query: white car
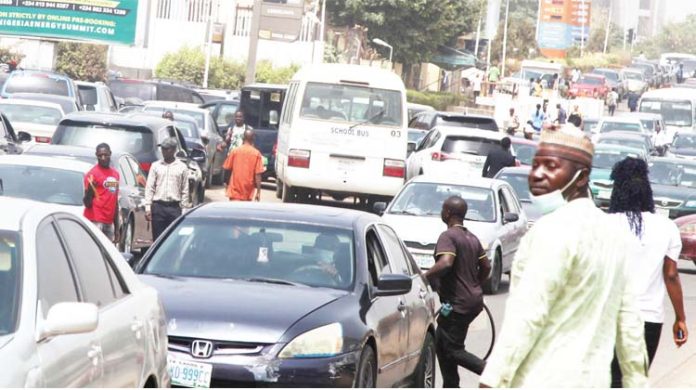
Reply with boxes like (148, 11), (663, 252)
(592, 116), (650, 142)
(378, 175), (528, 294)
(0, 99), (65, 143)
(406, 126), (511, 180)
(0, 197), (169, 387)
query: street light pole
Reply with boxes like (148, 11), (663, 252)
(580, 0), (586, 57)
(603, 0), (613, 54)
(202, 0), (217, 88)
(372, 38), (393, 65)
(501, 0), (510, 77)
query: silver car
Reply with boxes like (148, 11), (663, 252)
(0, 198), (169, 387)
(377, 175), (528, 294)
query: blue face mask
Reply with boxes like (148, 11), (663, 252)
(530, 170), (583, 216)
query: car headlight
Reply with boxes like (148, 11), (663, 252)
(685, 200), (696, 208)
(278, 323), (343, 359)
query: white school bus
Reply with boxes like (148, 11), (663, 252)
(275, 64), (408, 204)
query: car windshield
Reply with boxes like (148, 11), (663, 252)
(441, 136), (500, 156)
(579, 77), (603, 85)
(640, 119), (655, 131)
(624, 72), (643, 81)
(53, 123), (154, 155)
(408, 130), (426, 143)
(300, 82), (403, 127)
(175, 121), (199, 139)
(143, 219), (355, 290)
(649, 161), (683, 186)
(144, 107), (205, 129)
(598, 138), (646, 152)
(0, 164), (83, 205)
(390, 182), (496, 222)
(5, 74), (70, 96)
(512, 142), (537, 166)
(640, 99), (692, 126)
(496, 173), (531, 202)
(0, 104), (62, 126)
(600, 121), (642, 133)
(109, 81), (154, 102)
(0, 231), (20, 336)
(593, 71), (618, 81)
(438, 116), (498, 131)
(673, 134), (696, 149)
(593, 150), (640, 170)
(583, 120), (598, 134)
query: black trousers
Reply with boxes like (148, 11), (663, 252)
(436, 309), (486, 388)
(152, 202), (182, 241)
(610, 321), (662, 388)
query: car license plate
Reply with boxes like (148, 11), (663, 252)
(656, 207), (671, 218)
(168, 356), (213, 388)
(414, 254), (434, 269)
(598, 190), (612, 200)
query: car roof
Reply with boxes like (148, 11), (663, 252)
(60, 112), (172, 130)
(10, 93), (76, 103)
(409, 174), (506, 189)
(642, 88), (696, 100)
(189, 202), (377, 228)
(291, 64), (404, 91)
(435, 112), (496, 120)
(75, 81), (106, 87)
(597, 131), (649, 140)
(0, 197), (62, 231)
(582, 74), (605, 79)
(139, 110), (198, 125)
(432, 125), (507, 139)
(142, 101), (208, 112)
(8, 69), (70, 79)
(594, 143), (645, 154)
(650, 157), (696, 166)
(599, 116), (643, 124)
(593, 68), (619, 74)
(243, 83), (288, 91)
(620, 112), (661, 120)
(0, 99), (63, 110)
(0, 153), (92, 172)
(23, 144), (131, 162)
(622, 68), (645, 73)
(497, 166), (531, 175)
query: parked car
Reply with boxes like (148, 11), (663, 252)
(107, 79), (205, 105)
(20, 145), (152, 252)
(406, 126), (510, 180)
(0, 99), (65, 143)
(76, 81), (119, 112)
(141, 102), (225, 186)
(632, 61), (658, 87)
(50, 112), (205, 205)
(408, 111), (498, 132)
(648, 158), (696, 219)
(195, 88), (239, 103)
(0, 70), (81, 109)
(582, 117), (600, 136)
(595, 131), (655, 157)
(590, 144), (647, 208)
(376, 175), (527, 294)
(0, 197), (169, 387)
(0, 111), (31, 154)
(594, 116), (649, 138)
(674, 214), (696, 265)
(9, 92), (80, 114)
(621, 68), (649, 94)
(494, 166), (540, 228)
(510, 137), (538, 167)
(407, 103), (435, 120)
(569, 74), (609, 99)
(134, 202), (438, 387)
(667, 132), (696, 159)
(200, 99), (241, 131)
(590, 68), (626, 99)
(621, 112), (666, 136)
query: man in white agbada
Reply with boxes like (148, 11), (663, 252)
(479, 128), (648, 388)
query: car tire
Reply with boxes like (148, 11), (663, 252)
(693, 260), (696, 267)
(282, 182), (296, 203)
(412, 333), (436, 388)
(355, 345), (377, 388)
(275, 179), (283, 199)
(119, 218), (133, 254)
(483, 251), (502, 294)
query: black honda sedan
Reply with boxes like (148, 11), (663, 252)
(135, 202), (437, 388)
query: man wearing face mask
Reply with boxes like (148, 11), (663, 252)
(479, 128), (648, 388)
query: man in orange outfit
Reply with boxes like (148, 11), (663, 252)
(223, 129), (265, 201)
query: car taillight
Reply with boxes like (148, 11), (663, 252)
(431, 152), (457, 161)
(140, 162), (152, 173)
(35, 136), (51, 143)
(288, 149), (310, 168)
(383, 159), (405, 178)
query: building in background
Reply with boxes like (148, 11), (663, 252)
(611, 0), (667, 40)
(537, 0), (591, 58)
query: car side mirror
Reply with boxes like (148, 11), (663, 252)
(504, 212), (519, 223)
(375, 274), (412, 297)
(190, 148), (206, 163)
(373, 202), (387, 216)
(17, 131), (32, 142)
(39, 302), (98, 340)
(176, 150), (187, 159)
(407, 142), (416, 155)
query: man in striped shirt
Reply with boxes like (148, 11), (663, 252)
(145, 137), (191, 240)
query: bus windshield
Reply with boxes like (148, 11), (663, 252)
(640, 99), (693, 127)
(300, 83), (403, 127)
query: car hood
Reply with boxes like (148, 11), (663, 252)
(671, 148), (696, 157)
(651, 183), (694, 201)
(138, 274), (346, 344)
(383, 214), (497, 249)
(590, 169), (612, 182)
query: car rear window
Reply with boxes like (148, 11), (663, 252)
(437, 116), (498, 131)
(441, 136), (501, 156)
(579, 77), (603, 85)
(53, 122), (154, 155)
(5, 74), (70, 96)
(0, 164), (83, 205)
(109, 81), (155, 102)
(600, 121), (642, 133)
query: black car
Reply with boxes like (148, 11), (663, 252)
(494, 166), (542, 228)
(135, 202), (438, 388)
(0, 112), (31, 154)
(201, 99), (240, 131)
(649, 158), (696, 219)
(51, 112), (206, 205)
(108, 79), (205, 105)
(409, 111), (499, 132)
(22, 144), (153, 253)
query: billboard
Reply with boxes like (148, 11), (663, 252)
(537, 0), (591, 58)
(258, 0), (304, 42)
(0, 0), (138, 45)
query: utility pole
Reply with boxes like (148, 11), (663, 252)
(474, 12), (483, 57)
(603, 0), (613, 54)
(245, 0), (262, 85)
(202, 0), (217, 88)
(320, 0), (326, 63)
(501, 0), (510, 77)
(580, 0), (586, 57)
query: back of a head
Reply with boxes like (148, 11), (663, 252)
(609, 157), (655, 214)
(568, 113), (582, 128)
(444, 196), (468, 220)
(501, 137), (511, 149)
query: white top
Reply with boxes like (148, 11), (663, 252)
(613, 212), (682, 323)
(654, 130), (672, 147)
(472, 77), (482, 92)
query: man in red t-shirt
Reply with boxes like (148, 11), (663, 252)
(83, 143), (120, 243)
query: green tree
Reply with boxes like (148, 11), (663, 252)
(636, 15), (696, 58)
(55, 42), (107, 82)
(490, 12), (537, 63)
(328, 0), (481, 65)
(0, 47), (24, 66)
(155, 46), (207, 86)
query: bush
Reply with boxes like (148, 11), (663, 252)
(406, 90), (462, 111)
(0, 47), (24, 67)
(209, 57), (245, 90)
(155, 46), (206, 86)
(255, 61), (299, 84)
(55, 42), (107, 82)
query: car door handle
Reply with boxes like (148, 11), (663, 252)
(131, 320), (144, 339)
(418, 289), (428, 300)
(397, 301), (407, 312)
(87, 345), (101, 365)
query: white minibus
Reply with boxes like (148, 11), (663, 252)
(639, 88), (696, 141)
(275, 64), (408, 204)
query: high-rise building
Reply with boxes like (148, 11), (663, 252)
(611, 0), (667, 39)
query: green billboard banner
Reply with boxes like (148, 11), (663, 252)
(0, 1), (138, 45)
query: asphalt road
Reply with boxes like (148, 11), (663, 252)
(206, 180), (696, 387)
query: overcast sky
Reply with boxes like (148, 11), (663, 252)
(664, 0), (696, 24)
